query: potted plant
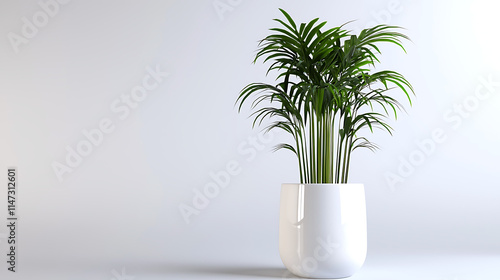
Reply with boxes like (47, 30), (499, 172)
(237, 9), (414, 279)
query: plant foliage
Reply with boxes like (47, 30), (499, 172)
(237, 9), (414, 184)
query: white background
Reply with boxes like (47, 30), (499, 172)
(0, 0), (499, 279)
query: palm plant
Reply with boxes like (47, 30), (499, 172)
(237, 9), (414, 184)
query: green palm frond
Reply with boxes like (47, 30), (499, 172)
(236, 9), (414, 184)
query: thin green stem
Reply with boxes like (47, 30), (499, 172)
(295, 130), (304, 183)
(344, 135), (353, 183)
(341, 131), (350, 183)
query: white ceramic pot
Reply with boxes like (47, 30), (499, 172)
(279, 183), (367, 279)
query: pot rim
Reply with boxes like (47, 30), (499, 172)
(282, 183), (364, 186)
